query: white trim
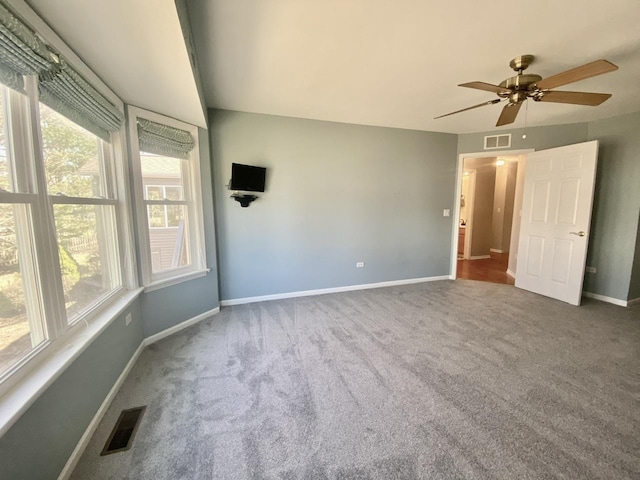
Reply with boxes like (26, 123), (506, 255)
(469, 255), (491, 260)
(143, 307), (220, 345)
(220, 276), (452, 306)
(462, 170), (476, 260)
(143, 268), (211, 293)
(506, 269), (516, 278)
(450, 157), (464, 274)
(582, 292), (627, 307)
(127, 106), (206, 288)
(490, 248), (504, 253)
(0, 288), (143, 437)
(57, 342), (145, 480)
(627, 297), (640, 306)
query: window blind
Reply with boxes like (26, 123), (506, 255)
(0, 1), (124, 140)
(0, 1), (53, 92)
(137, 118), (195, 159)
(39, 58), (124, 141)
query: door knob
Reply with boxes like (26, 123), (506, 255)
(570, 231), (586, 237)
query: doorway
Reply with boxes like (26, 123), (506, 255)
(451, 149), (534, 285)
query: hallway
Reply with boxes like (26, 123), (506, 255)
(456, 252), (515, 285)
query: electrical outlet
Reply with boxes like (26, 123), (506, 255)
(443, 209), (450, 217)
(356, 262), (365, 268)
(585, 266), (596, 274)
(125, 312), (132, 326)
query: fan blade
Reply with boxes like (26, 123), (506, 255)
(459, 81), (511, 94)
(434, 98), (503, 119)
(538, 91), (612, 106)
(536, 60), (618, 90)
(496, 102), (522, 127)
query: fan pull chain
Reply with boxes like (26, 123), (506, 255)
(522, 99), (529, 139)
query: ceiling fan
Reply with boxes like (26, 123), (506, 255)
(435, 55), (618, 127)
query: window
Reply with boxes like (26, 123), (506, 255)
(0, 4), (128, 385)
(145, 185), (183, 228)
(41, 104), (123, 324)
(0, 86), (46, 378)
(128, 107), (206, 288)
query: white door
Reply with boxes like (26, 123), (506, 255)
(515, 141), (598, 305)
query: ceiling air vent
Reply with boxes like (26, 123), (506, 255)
(484, 134), (511, 150)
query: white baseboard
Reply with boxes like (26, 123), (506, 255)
(220, 275), (452, 306)
(626, 297), (640, 306)
(506, 269), (515, 278)
(57, 341), (145, 480)
(58, 306), (221, 479)
(143, 306), (220, 346)
(469, 255), (491, 260)
(582, 291), (627, 307)
(489, 248), (504, 253)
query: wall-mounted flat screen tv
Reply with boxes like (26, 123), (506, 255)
(230, 163), (266, 192)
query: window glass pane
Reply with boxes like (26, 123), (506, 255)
(166, 205), (182, 227)
(0, 88), (11, 192)
(40, 103), (104, 198)
(147, 205), (166, 228)
(149, 205), (190, 273)
(140, 153), (183, 190)
(0, 204), (45, 377)
(165, 186), (182, 201)
(145, 185), (163, 200)
(53, 204), (121, 323)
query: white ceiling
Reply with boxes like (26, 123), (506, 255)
(189, 0), (640, 134)
(19, 1), (640, 135)
(25, 0), (206, 128)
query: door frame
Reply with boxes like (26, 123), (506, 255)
(450, 149), (535, 280)
(461, 169), (476, 259)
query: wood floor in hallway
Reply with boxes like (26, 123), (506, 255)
(456, 252), (515, 285)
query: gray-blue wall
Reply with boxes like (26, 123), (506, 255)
(0, 300), (144, 480)
(457, 113), (640, 302)
(210, 110), (458, 301)
(456, 123), (589, 156)
(141, 127), (220, 337)
(629, 213), (640, 301)
(584, 112), (640, 301)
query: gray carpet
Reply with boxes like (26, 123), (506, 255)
(71, 280), (640, 479)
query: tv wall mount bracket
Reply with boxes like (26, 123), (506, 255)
(230, 193), (257, 207)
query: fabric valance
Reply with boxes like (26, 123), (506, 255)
(0, 1), (124, 140)
(137, 118), (195, 159)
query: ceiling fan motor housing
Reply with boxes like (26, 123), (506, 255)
(499, 73), (543, 104)
(499, 74), (543, 92)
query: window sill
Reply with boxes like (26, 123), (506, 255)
(0, 287), (143, 437)
(143, 268), (211, 293)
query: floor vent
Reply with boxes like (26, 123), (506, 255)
(101, 406), (146, 456)
(484, 133), (511, 149)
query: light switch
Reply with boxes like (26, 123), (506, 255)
(443, 209), (450, 217)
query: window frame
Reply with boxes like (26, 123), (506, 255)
(127, 106), (207, 291)
(144, 184), (184, 229)
(41, 102), (125, 325)
(0, 77), (135, 396)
